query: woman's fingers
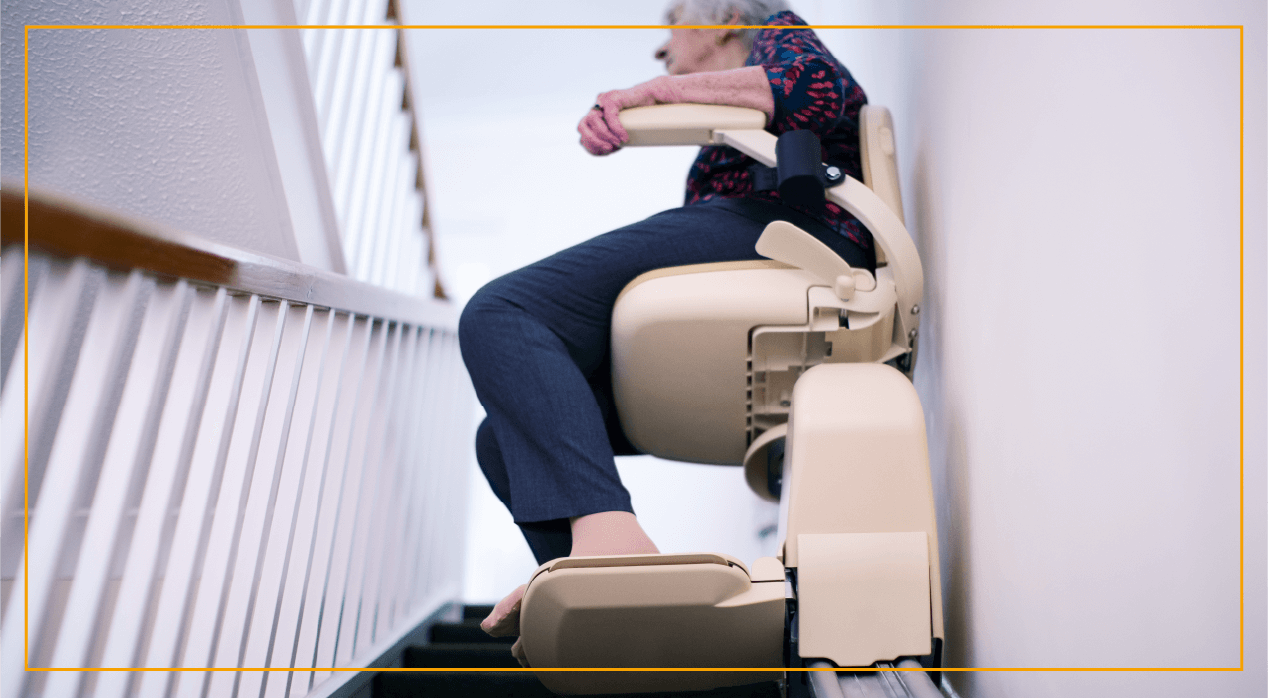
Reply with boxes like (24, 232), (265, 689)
(588, 105), (626, 147)
(594, 96), (631, 143)
(577, 111), (620, 155)
(579, 83), (656, 155)
(585, 109), (622, 149)
(577, 121), (612, 155)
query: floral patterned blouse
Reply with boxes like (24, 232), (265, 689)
(684, 11), (870, 250)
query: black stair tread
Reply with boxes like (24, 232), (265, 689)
(375, 670), (781, 698)
(430, 619), (516, 645)
(405, 643), (522, 669)
(609, 682), (782, 698)
(374, 671), (556, 698)
(463, 604), (496, 620)
(390, 607), (783, 697)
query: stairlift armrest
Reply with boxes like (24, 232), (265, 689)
(619, 104), (767, 147)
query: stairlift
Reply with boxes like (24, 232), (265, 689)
(517, 104), (943, 697)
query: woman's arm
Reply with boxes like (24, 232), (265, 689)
(578, 66), (774, 156)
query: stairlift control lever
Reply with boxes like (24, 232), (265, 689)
(755, 220), (876, 300)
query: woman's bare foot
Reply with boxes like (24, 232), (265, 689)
(481, 512), (658, 642)
(568, 511), (659, 557)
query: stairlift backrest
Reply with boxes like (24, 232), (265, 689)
(858, 105), (905, 267)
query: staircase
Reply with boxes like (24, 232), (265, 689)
(372, 605), (784, 698)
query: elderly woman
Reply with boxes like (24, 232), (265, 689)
(459, 0), (870, 637)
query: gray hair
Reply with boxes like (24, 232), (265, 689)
(663, 0), (792, 48)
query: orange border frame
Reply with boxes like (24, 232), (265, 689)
(19, 23), (1247, 680)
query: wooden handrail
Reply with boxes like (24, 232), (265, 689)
(1, 183), (457, 329)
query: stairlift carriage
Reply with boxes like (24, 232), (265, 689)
(517, 104), (944, 696)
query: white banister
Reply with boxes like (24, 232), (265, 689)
(0, 186), (472, 697)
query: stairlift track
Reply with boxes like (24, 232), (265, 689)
(812, 661), (945, 698)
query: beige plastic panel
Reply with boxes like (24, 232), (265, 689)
(743, 424), (788, 502)
(527, 551), (747, 585)
(779, 363), (943, 639)
(715, 128), (777, 167)
(859, 105), (902, 270)
(521, 560), (784, 694)
(859, 105), (905, 226)
(749, 555), (785, 582)
(611, 262), (818, 464)
(619, 104), (766, 147)
(797, 532), (931, 667)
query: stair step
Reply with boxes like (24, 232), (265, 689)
(430, 619), (516, 645)
(374, 670), (556, 698)
(383, 607), (784, 697)
(377, 668), (782, 698)
(463, 604), (496, 620)
(405, 643), (522, 669)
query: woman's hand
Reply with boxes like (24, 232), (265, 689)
(577, 77), (669, 156)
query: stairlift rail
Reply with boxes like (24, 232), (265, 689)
(809, 660), (945, 698)
(807, 660), (849, 698)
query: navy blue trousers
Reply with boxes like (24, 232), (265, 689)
(458, 198), (871, 564)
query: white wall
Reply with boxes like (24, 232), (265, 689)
(869, 2), (1264, 696)
(239, 0), (350, 274)
(1, 1), (306, 263)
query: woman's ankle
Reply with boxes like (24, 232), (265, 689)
(568, 511), (659, 557)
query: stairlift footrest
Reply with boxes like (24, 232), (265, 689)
(797, 532), (931, 667)
(521, 557), (785, 695)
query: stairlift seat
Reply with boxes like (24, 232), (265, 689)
(611, 259), (817, 465)
(611, 248), (898, 468)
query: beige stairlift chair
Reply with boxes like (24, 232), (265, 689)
(517, 104), (943, 697)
